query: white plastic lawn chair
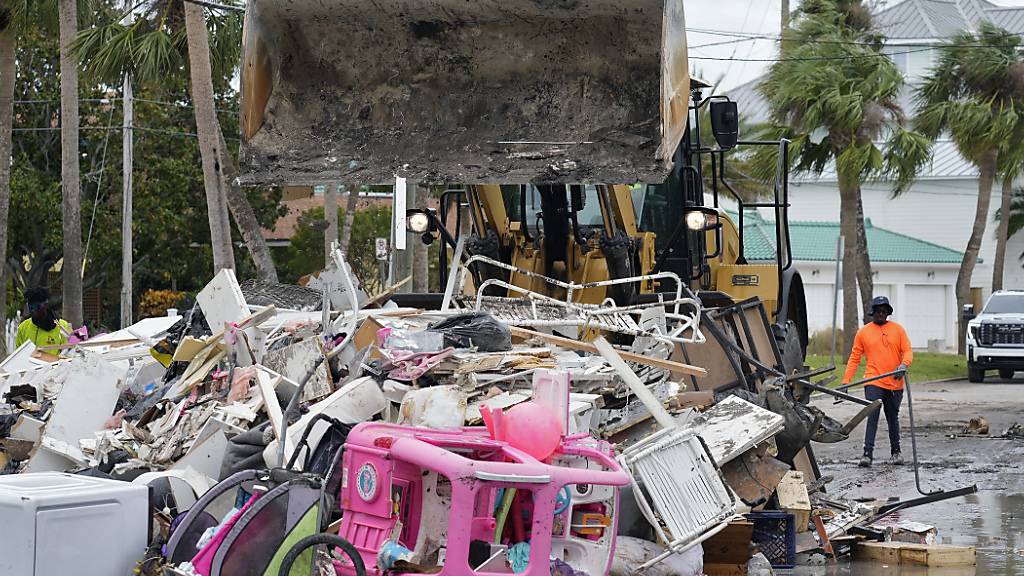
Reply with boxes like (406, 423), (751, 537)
(594, 337), (739, 573)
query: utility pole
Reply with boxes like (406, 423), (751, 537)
(324, 183), (338, 267)
(781, 0), (790, 35)
(389, 177), (411, 291)
(120, 75), (133, 328)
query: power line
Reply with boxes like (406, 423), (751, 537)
(14, 98), (113, 104)
(14, 97), (239, 115)
(11, 124), (241, 141)
(690, 37), (757, 50)
(11, 126), (118, 132)
(689, 47), (933, 62)
(688, 26), (1021, 49)
(134, 98), (238, 115)
(182, 0), (244, 13)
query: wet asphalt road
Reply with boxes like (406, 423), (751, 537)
(788, 378), (1024, 576)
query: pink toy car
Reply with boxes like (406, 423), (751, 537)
(335, 422), (629, 576)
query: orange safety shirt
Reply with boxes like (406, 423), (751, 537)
(842, 321), (914, 390)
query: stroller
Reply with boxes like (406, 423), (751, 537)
(162, 414), (362, 576)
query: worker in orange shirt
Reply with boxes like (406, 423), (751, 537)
(843, 296), (913, 468)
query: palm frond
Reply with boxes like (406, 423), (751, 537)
(138, 26), (184, 84)
(995, 187), (1024, 238)
(75, 21), (135, 85)
(882, 128), (932, 196)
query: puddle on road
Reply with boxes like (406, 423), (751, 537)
(789, 492), (1024, 576)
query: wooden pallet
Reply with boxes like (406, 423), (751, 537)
(855, 541), (976, 567)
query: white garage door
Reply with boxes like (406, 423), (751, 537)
(804, 284), (836, 333)
(802, 284), (894, 333)
(904, 285), (947, 348)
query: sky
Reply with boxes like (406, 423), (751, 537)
(686, 0), (1024, 91)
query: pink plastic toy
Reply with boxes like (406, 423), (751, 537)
(336, 422), (629, 576)
(503, 402), (563, 461)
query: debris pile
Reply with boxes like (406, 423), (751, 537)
(0, 252), (979, 575)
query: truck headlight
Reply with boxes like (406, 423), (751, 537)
(969, 325), (979, 340)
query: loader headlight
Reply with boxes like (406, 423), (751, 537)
(406, 210), (432, 234)
(684, 207), (720, 232)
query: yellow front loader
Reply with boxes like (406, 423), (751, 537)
(238, 0), (809, 381)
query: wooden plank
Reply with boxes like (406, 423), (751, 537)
(698, 396), (785, 465)
(703, 564), (747, 576)
(256, 369), (285, 440)
(39, 337), (140, 351)
(776, 471), (812, 532)
(721, 451), (789, 505)
(855, 542), (976, 567)
(703, 521), (754, 566)
(792, 446), (819, 483)
(671, 391), (715, 410)
(508, 326), (707, 377)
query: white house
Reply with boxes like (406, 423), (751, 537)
(739, 212), (964, 349)
(724, 0), (1024, 350)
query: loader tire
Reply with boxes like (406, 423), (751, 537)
(279, 534), (365, 576)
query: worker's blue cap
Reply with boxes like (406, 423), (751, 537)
(871, 296), (893, 315)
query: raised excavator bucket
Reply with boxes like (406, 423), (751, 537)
(239, 0), (689, 186)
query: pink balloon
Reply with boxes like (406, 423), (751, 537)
(503, 402), (562, 461)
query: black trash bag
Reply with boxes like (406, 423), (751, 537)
(427, 312), (512, 352)
(0, 411), (16, 438)
(219, 422), (271, 480)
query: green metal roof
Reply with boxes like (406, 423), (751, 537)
(738, 212), (966, 264)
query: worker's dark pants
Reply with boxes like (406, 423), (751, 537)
(863, 384), (903, 458)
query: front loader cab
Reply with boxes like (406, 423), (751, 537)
(640, 84), (808, 355)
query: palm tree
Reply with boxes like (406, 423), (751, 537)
(0, 14), (17, 355)
(993, 187), (1024, 265)
(915, 22), (1024, 352)
(991, 122), (1024, 292)
(75, 0), (279, 281)
(216, 128), (277, 281)
(339, 185), (359, 254)
(755, 0), (930, 356)
(58, 0), (84, 326)
(183, 0), (233, 272)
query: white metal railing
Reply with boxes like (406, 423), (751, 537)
(452, 255), (705, 345)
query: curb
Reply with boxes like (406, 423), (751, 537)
(919, 376), (968, 384)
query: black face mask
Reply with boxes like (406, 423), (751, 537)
(32, 308), (56, 331)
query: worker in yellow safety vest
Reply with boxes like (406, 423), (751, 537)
(15, 287), (71, 348)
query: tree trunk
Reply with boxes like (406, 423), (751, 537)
(0, 30), (15, 355)
(340, 186), (359, 254)
(837, 169), (860, 358)
(324, 183), (338, 266)
(992, 176), (1013, 292)
(215, 127), (277, 281)
(854, 187), (873, 323)
(413, 185), (430, 292)
(58, 0), (83, 327)
(184, 1), (234, 273)
(958, 150), (998, 354)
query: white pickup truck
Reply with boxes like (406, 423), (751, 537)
(966, 290), (1024, 382)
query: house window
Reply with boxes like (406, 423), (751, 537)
(885, 45), (933, 81)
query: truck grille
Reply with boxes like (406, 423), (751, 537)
(979, 323), (1024, 346)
